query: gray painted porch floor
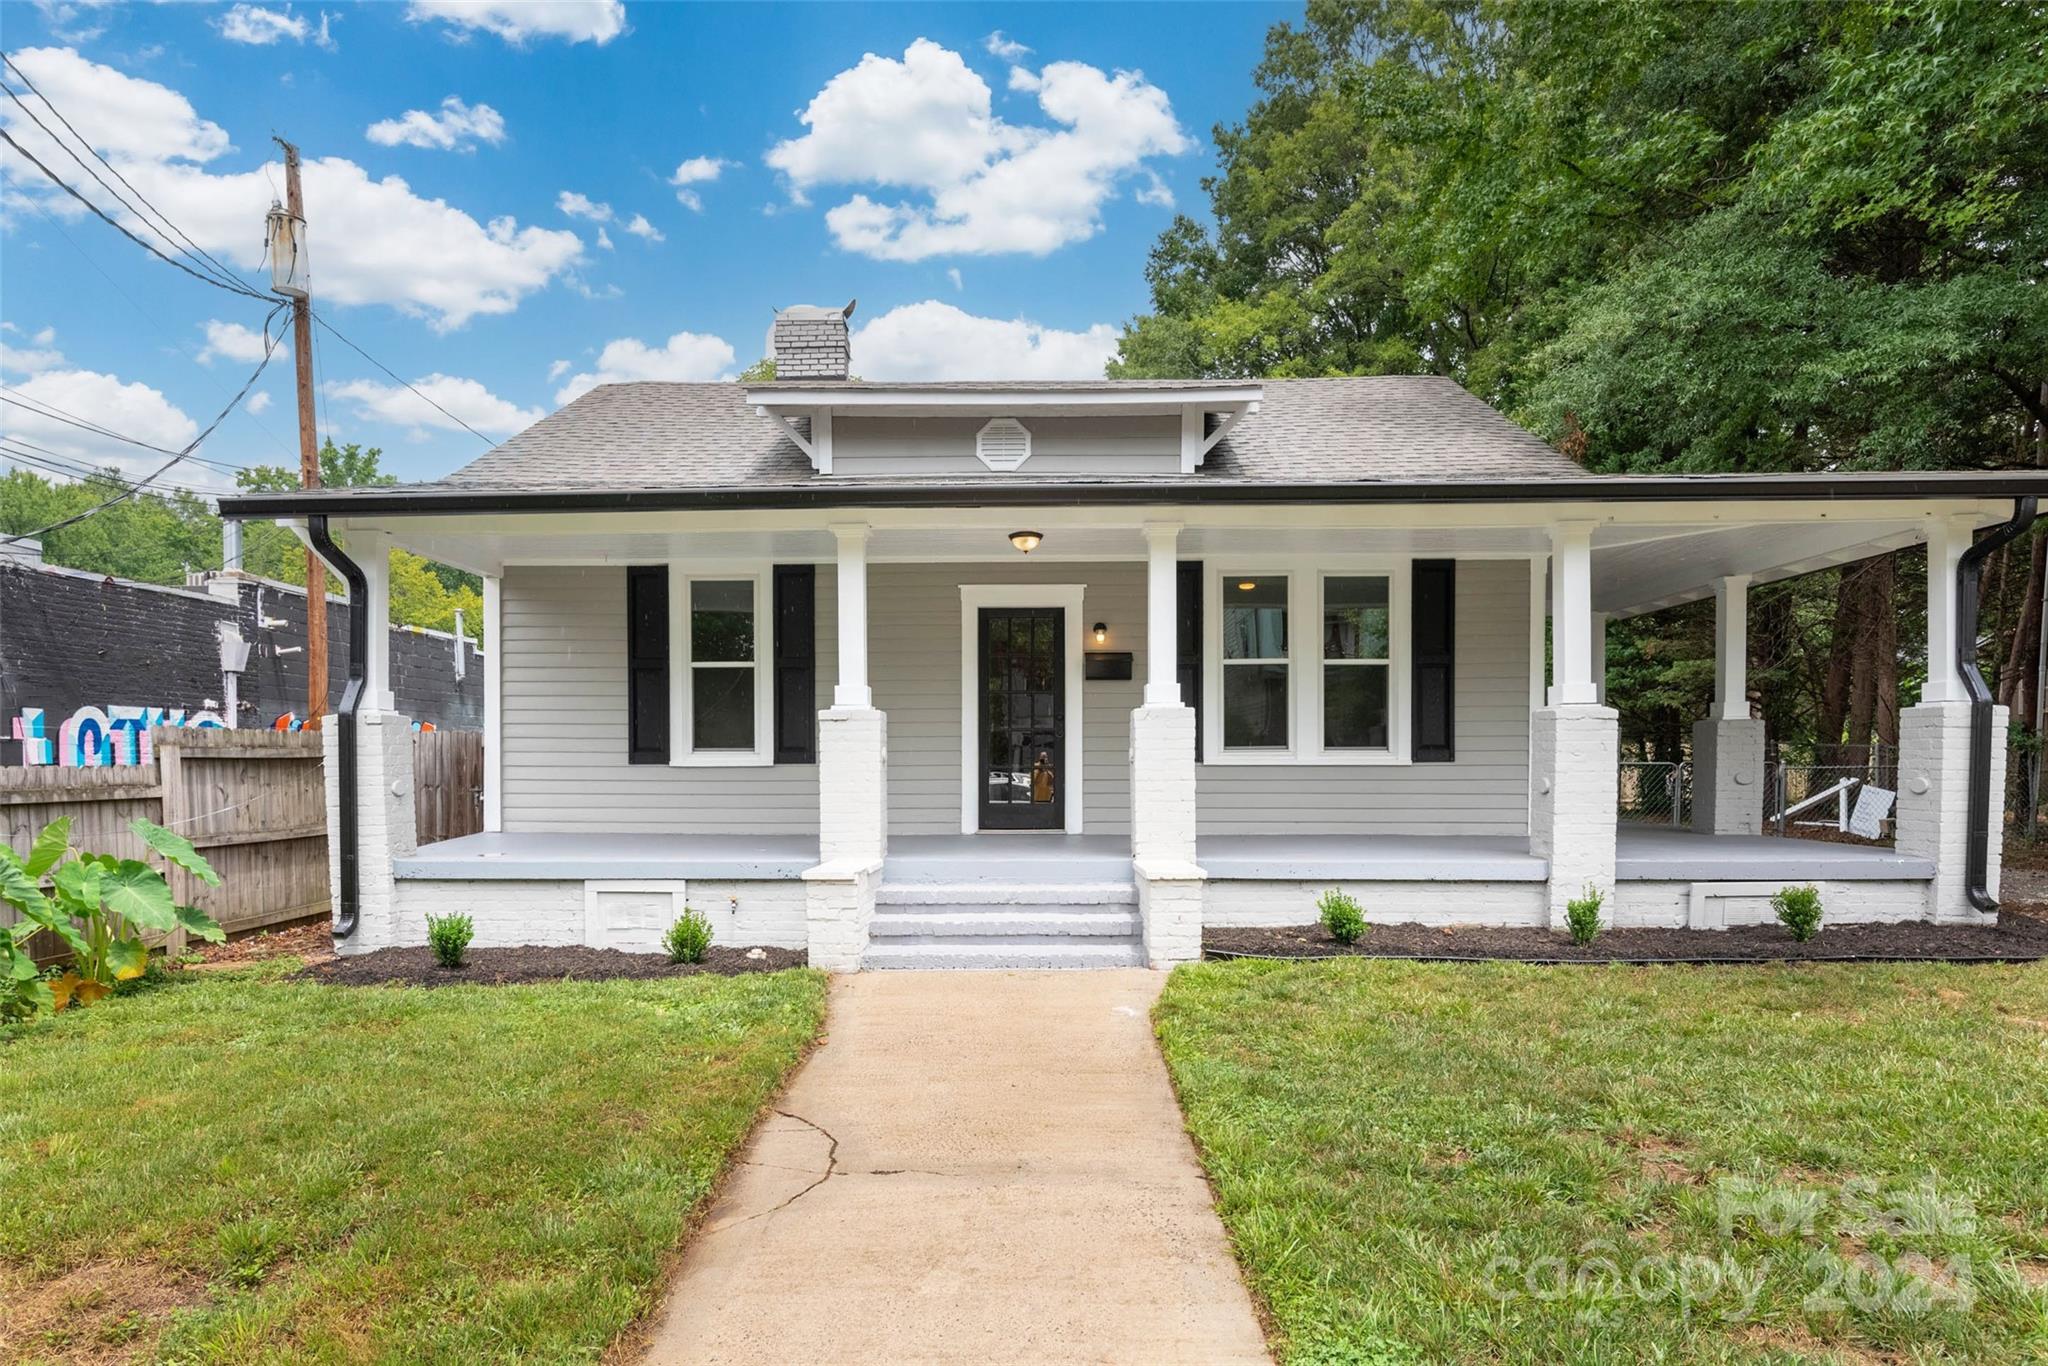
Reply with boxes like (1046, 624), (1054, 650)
(394, 826), (1931, 884)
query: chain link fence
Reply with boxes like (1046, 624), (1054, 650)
(1618, 761), (1689, 826)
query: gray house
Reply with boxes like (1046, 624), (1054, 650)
(221, 301), (2042, 969)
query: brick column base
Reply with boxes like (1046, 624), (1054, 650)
(1129, 704), (1197, 864)
(809, 706), (887, 968)
(1691, 717), (1765, 836)
(322, 710), (417, 956)
(1531, 704), (1620, 930)
(1134, 859), (1204, 967)
(1897, 701), (2006, 924)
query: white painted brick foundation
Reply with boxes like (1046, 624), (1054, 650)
(1896, 701), (2006, 924)
(1530, 704), (1619, 928)
(388, 878), (808, 949)
(804, 862), (879, 972)
(1609, 880), (1931, 929)
(1204, 880), (1547, 928)
(1691, 717), (1765, 836)
(323, 710), (417, 956)
(1133, 860), (1204, 967)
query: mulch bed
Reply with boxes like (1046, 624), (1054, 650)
(1206, 905), (2048, 964)
(297, 944), (808, 987)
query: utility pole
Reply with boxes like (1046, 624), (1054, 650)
(273, 138), (325, 728)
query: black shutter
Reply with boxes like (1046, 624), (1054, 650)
(626, 566), (669, 764)
(773, 564), (817, 763)
(1412, 559), (1455, 763)
(1177, 559), (1203, 759)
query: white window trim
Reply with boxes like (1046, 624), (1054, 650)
(1202, 557), (1413, 766)
(670, 566), (775, 767)
(958, 584), (1087, 834)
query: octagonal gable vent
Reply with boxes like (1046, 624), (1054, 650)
(976, 417), (1032, 471)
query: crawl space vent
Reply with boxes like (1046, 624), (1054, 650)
(976, 417), (1033, 471)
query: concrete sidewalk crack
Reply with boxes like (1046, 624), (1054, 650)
(709, 1109), (840, 1234)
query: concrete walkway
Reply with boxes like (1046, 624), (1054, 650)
(642, 970), (1270, 1365)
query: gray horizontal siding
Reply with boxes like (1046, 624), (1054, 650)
(870, 561), (1144, 836)
(833, 414), (1181, 478)
(1197, 557), (1532, 837)
(499, 565), (833, 835)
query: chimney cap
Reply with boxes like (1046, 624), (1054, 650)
(775, 298), (856, 322)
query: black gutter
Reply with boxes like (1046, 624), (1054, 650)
(306, 516), (368, 940)
(1957, 496), (2039, 913)
(217, 471), (2048, 519)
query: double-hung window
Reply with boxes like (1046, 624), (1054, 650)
(675, 572), (773, 764)
(1321, 575), (1392, 751)
(1220, 576), (1290, 750)
(1207, 563), (1409, 764)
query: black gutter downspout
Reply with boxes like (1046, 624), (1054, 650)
(1957, 496), (2038, 913)
(306, 516), (368, 940)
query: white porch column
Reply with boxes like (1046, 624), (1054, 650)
(356, 533), (394, 713)
(1143, 522), (1182, 706)
(809, 522), (887, 969)
(1533, 521), (1618, 927)
(1692, 575), (1765, 836)
(1591, 611), (1609, 705)
(1130, 521), (1202, 964)
(1898, 515), (1999, 922)
(831, 522), (872, 708)
(481, 572), (502, 833)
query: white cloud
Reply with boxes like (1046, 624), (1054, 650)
(217, 5), (307, 45)
(0, 324), (64, 373)
(766, 39), (1189, 261)
(557, 189), (612, 222)
(405, 0), (625, 46)
(622, 212), (663, 242)
(946, 266), (962, 290)
(365, 96), (505, 151)
(554, 330), (735, 404)
(0, 366), (218, 487)
(1135, 170), (1173, 208)
(197, 319), (285, 365)
(595, 226), (613, 251)
(984, 30), (1031, 62)
(246, 390), (274, 414)
(0, 48), (584, 330)
(669, 155), (730, 211)
(546, 358), (570, 381)
(31, 1), (118, 46)
(327, 373), (543, 436)
(850, 300), (1116, 381)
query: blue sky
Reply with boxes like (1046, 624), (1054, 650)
(0, 0), (1292, 489)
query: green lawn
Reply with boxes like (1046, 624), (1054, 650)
(1156, 959), (2048, 1364)
(0, 963), (825, 1363)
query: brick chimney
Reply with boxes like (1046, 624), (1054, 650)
(770, 299), (856, 381)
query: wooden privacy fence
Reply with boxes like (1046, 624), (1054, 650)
(3, 726), (484, 955)
(414, 729), (485, 846)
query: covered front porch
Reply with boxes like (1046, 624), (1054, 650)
(307, 486), (2021, 965)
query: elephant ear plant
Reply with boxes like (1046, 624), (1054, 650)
(1, 816), (226, 1017)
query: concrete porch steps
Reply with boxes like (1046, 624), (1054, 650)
(864, 876), (1145, 970)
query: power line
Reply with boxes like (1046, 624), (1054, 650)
(0, 127), (270, 301)
(311, 309), (496, 446)
(0, 58), (253, 296)
(0, 428), (251, 479)
(7, 190), (296, 459)
(0, 443), (224, 499)
(1, 305), (287, 546)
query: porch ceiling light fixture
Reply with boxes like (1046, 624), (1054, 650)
(1008, 529), (1044, 554)
(1237, 579), (1258, 591)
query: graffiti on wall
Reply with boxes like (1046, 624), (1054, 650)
(10, 705), (228, 768)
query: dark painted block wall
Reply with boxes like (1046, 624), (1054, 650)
(0, 563), (483, 765)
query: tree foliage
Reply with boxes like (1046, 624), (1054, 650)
(4, 442), (482, 641)
(1116, 0), (2048, 755)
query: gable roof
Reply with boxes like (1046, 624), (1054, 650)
(434, 374), (1588, 493)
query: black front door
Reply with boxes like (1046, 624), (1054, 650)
(979, 606), (1065, 830)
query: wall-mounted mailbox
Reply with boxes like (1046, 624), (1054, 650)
(1084, 651), (1133, 681)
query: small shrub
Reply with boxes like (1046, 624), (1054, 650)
(1317, 888), (1366, 945)
(664, 907), (713, 964)
(425, 912), (474, 969)
(1773, 885), (1823, 942)
(1565, 886), (1604, 945)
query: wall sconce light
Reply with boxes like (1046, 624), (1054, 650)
(1092, 621), (1109, 646)
(1008, 529), (1044, 554)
